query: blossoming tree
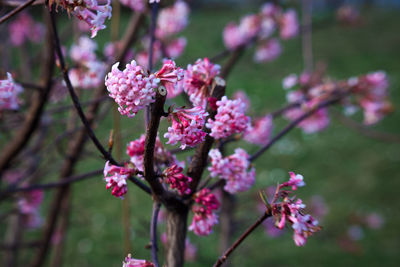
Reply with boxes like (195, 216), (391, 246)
(0, 1), (394, 267)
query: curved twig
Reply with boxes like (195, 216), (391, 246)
(0, 0), (36, 25)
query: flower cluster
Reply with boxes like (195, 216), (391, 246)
(127, 134), (184, 173)
(349, 71), (392, 125)
(268, 172), (321, 246)
(9, 13), (44, 46)
(103, 161), (136, 198)
(18, 190), (43, 228)
(69, 36), (106, 89)
(105, 60), (159, 117)
(206, 96), (250, 139)
(122, 254), (154, 267)
(244, 115), (274, 145)
(0, 73), (23, 111)
(164, 106), (208, 149)
(223, 3), (298, 63)
(50, 0), (112, 38)
(120, 0), (146, 12)
(183, 58), (221, 107)
(156, 1), (189, 39)
(162, 165), (192, 195)
(208, 148), (255, 194)
(189, 188), (220, 236)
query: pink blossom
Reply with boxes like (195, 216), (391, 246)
(208, 148), (255, 194)
(269, 173), (321, 246)
(254, 38), (282, 63)
(365, 212), (384, 230)
(127, 135), (183, 172)
(70, 60), (106, 89)
(279, 9), (299, 39)
(244, 115), (273, 145)
(223, 22), (245, 50)
(0, 73), (23, 111)
(9, 13), (44, 46)
(189, 188), (220, 236)
(260, 3), (281, 17)
(163, 165), (192, 195)
(135, 39), (162, 69)
(105, 60), (159, 118)
(282, 74), (298, 89)
(184, 58), (221, 107)
(18, 190), (43, 228)
(164, 106), (208, 149)
(155, 59), (184, 95)
(122, 254), (155, 267)
(103, 161), (136, 198)
(166, 79), (184, 99)
(120, 0), (146, 12)
(233, 90), (251, 111)
(156, 1), (189, 39)
(238, 14), (261, 41)
(206, 96), (250, 139)
(50, 0), (112, 38)
(70, 36), (97, 62)
(165, 37), (187, 59)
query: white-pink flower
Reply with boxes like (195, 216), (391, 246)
(156, 0), (189, 39)
(0, 73), (23, 111)
(206, 96), (250, 139)
(244, 115), (273, 145)
(105, 60), (159, 118)
(50, 0), (112, 38)
(123, 254), (155, 267)
(164, 106), (208, 149)
(184, 58), (221, 107)
(279, 9), (299, 39)
(282, 74), (298, 89)
(189, 188), (220, 236)
(18, 190), (43, 228)
(254, 38), (282, 63)
(208, 148), (255, 194)
(103, 161), (136, 198)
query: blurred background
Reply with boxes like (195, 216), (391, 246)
(1, 0), (400, 266)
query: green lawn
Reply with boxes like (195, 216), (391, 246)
(21, 5), (400, 267)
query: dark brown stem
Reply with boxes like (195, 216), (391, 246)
(220, 46), (245, 79)
(150, 202), (161, 267)
(213, 212), (271, 267)
(0, 0), (36, 24)
(218, 191), (236, 267)
(48, 7), (118, 166)
(187, 77), (226, 192)
(143, 91), (166, 196)
(165, 207), (189, 267)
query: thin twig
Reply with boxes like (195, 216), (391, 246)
(250, 96), (344, 162)
(150, 202), (161, 267)
(213, 211), (271, 267)
(0, 0), (36, 24)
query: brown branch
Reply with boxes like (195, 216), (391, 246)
(0, 5), (55, 180)
(250, 95), (345, 162)
(187, 77), (226, 192)
(0, 0), (36, 24)
(150, 202), (161, 267)
(213, 211), (271, 267)
(220, 46), (245, 79)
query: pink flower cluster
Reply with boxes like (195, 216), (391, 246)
(103, 161), (136, 198)
(105, 60), (159, 117)
(69, 36), (106, 89)
(206, 96), (250, 139)
(269, 172), (321, 246)
(120, 0), (146, 12)
(208, 148), (255, 194)
(9, 13), (44, 46)
(164, 106), (208, 149)
(50, 0), (112, 38)
(156, 1), (189, 39)
(18, 190), (43, 228)
(189, 188), (220, 236)
(349, 71), (392, 125)
(183, 58), (221, 107)
(122, 254), (154, 267)
(0, 73), (23, 111)
(223, 3), (298, 63)
(244, 115), (274, 145)
(163, 165), (192, 195)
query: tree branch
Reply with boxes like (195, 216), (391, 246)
(0, 0), (36, 25)
(150, 202), (161, 267)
